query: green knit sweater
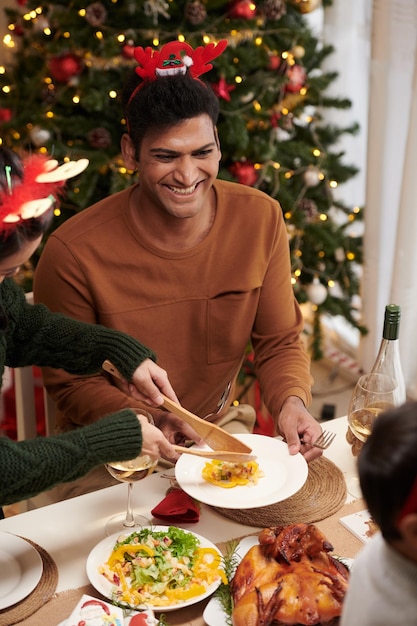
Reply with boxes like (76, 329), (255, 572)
(0, 410), (142, 506)
(1, 278), (154, 379)
(0, 278), (155, 505)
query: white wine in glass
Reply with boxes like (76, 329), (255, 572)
(348, 373), (397, 442)
(105, 413), (158, 536)
(347, 373), (396, 497)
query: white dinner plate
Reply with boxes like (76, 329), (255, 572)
(203, 536), (353, 626)
(86, 526), (223, 612)
(175, 433), (308, 508)
(0, 531), (43, 610)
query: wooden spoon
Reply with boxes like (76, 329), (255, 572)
(174, 445), (256, 462)
(102, 360), (252, 453)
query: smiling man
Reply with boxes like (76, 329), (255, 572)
(34, 40), (322, 501)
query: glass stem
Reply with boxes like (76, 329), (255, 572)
(124, 482), (135, 528)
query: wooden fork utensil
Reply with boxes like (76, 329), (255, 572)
(173, 445), (256, 462)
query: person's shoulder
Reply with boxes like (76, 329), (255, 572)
(215, 179), (279, 207)
(51, 187), (132, 241)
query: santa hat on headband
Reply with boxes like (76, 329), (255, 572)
(126, 39), (227, 108)
(133, 39), (227, 82)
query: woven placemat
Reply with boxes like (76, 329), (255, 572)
(0, 538), (58, 626)
(210, 456), (347, 527)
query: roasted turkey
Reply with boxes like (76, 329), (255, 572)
(231, 523), (349, 626)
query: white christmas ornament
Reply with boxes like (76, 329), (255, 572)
(303, 167), (321, 187)
(306, 277), (327, 305)
(29, 126), (51, 147)
(273, 127), (292, 142)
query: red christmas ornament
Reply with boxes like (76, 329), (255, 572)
(48, 53), (83, 83)
(286, 64), (306, 93)
(228, 0), (257, 19)
(122, 44), (136, 59)
(16, 0), (28, 5)
(0, 109), (12, 124)
(211, 77), (236, 102)
(270, 112), (281, 128)
(229, 161), (258, 186)
(268, 54), (281, 71)
(12, 23), (24, 36)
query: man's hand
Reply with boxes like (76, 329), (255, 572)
(153, 410), (205, 450)
(277, 396), (323, 462)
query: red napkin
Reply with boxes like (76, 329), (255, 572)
(151, 488), (200, 523)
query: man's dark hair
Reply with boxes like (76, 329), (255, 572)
(122, 72), (220, 154)
(358, 401), (417, 541)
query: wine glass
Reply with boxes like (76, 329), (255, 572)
(105, 412), (158, 536)
(346, 372), (397, 497)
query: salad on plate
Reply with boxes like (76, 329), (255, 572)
(89, 526), (226, 611)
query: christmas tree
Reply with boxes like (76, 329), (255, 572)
(0, 0), (365, 359)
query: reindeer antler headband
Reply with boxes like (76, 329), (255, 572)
(127, 39), (228, 106)
(0, 154), (88, 230)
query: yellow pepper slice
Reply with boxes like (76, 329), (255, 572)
(114, 562), (131, 602)
(193, 547), (228, 584)
(194, 547), (222, 568)
(165, 583), (206, 601)
(107, 543), (154, 567)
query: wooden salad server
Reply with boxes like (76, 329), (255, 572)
(160, 394), (252, 453)
(173, 445), (256, 462)
(102, 360), (252, 454)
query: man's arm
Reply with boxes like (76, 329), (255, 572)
(250, 204), (322, 460)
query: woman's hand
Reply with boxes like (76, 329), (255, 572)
(121, 359), (179, 406)
(136, 413), (179, 462)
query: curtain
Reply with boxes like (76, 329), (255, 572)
(319, 0), (371, 369)
(323, 0), (417, 399)
(362, 0), (417, 397)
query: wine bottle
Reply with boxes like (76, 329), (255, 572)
(370, 304), (406, 405)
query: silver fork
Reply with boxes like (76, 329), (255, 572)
(310, 430), (336, 450)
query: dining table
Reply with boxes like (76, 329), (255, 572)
(0, 415), (369, 626)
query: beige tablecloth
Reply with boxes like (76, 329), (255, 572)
(14, 498), (366, 626)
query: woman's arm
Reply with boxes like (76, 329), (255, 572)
(4, 278), (155, 380)
(0, 409), (142, 506)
